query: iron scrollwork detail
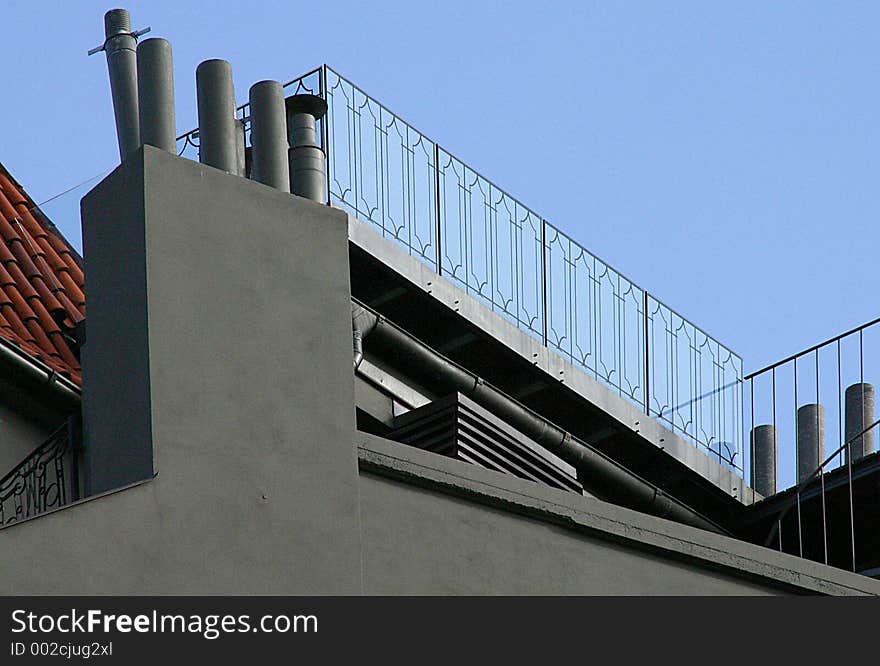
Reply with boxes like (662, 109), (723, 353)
(0, 424), (76, 526)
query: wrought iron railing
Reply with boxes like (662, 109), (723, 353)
(0, 423), (79, 526)
(177, 64), (745, 477)
(744, 316), (880, 492)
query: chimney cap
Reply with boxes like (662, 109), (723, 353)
(104, 8), (132, 38)
(285, 94), (327, 120)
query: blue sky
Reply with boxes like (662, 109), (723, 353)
(1, 1), (878, 374)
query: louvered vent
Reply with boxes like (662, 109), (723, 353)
(388, 393), (584, 495)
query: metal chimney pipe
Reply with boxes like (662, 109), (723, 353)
(797, 403), (826, 483)
(99, 9), (142, 161)
(845, 382), (875, 463)
(137, 38), (176, 153)
(248, 81), (290, 191)
(196, 59), (238, 173)
(285, 94), (328, 203)
(751, 424), (777, 497)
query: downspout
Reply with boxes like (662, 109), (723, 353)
(352, 303), (368, 369)
(351, 299), (728, 535)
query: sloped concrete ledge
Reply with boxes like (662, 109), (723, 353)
(347, 214), (755, 504)
(357, 433), (880, 596)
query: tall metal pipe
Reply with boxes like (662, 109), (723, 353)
(750, 425), (777, 497)
(845, 382), (875, 463)
(137, 38), (176, 153)
(196, 59), (238, 173)
(797, 403), (825, 483)
(285, 94), (328, 202)
(249, 81), (290, 191)
(98, 9), (142, 161)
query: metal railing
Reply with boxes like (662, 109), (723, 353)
(763, 418), (880, 572)
(177, 64), (745, 476)
(0, 423), (79, 526)
(744, 316), (880, 492)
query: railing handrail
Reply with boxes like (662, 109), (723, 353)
(745, 314), (880, 379)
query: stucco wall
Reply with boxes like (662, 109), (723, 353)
(360, 473), (777, 595)
(0, 402), (53, 474)
(1, 433), (878, 595)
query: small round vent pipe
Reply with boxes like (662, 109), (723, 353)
(845, 383), (875, 463)
(249, 81), (290, 192)
(352, 301), (727, 534)
(196, 59), (239, 173)
(285, 94), (328, 203)
(750, 425), (777, 497)
(797, 404), (825, 483)
(137, 38), (176, 153)
(90, 9), (150, 161)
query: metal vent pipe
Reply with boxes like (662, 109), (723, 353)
(196, 59), (239, 173)
(797, 403), (825, 483)
(137, 38), (176, 153)
(93, 9), (145, 161)
(845, 383), (875, 463)
(751, 424), (777, 497)
(286, 94), (328, 202)
(352, 301), (727, 535)
(249, 81), (290, 192)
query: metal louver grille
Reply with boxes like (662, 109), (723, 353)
(389, 393), (583, 495)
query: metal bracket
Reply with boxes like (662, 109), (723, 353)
(87, 26), (151, 56)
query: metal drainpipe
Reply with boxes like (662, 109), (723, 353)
(137, 38), (176, 153)
(285, 94), (328, 203)
(89, 9), (150, 161)
(351, 300), (727, 535)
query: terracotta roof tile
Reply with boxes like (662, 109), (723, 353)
(0, 162), (84, 384)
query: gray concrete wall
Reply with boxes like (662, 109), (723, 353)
(357, 434), (880, 595)
(0, 402), (54, 474)
(1, 431), (877, 595)
(362, 473), (778, 595)
(2, 146), (362, 594)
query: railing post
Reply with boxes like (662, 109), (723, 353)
(643, 290), (650, 414)
(541, 220), (548, 346)
(320, 65), (331, 205)
(434, 143), (442, 274)
(68, 413), (83, 502)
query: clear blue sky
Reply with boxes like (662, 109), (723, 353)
(1, 1), (878, 373)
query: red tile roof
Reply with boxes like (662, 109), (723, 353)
(0, 162), (85, 386)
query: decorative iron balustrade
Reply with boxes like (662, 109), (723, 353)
(0, 424), (78, 526)
(176, 64), (745, 477)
